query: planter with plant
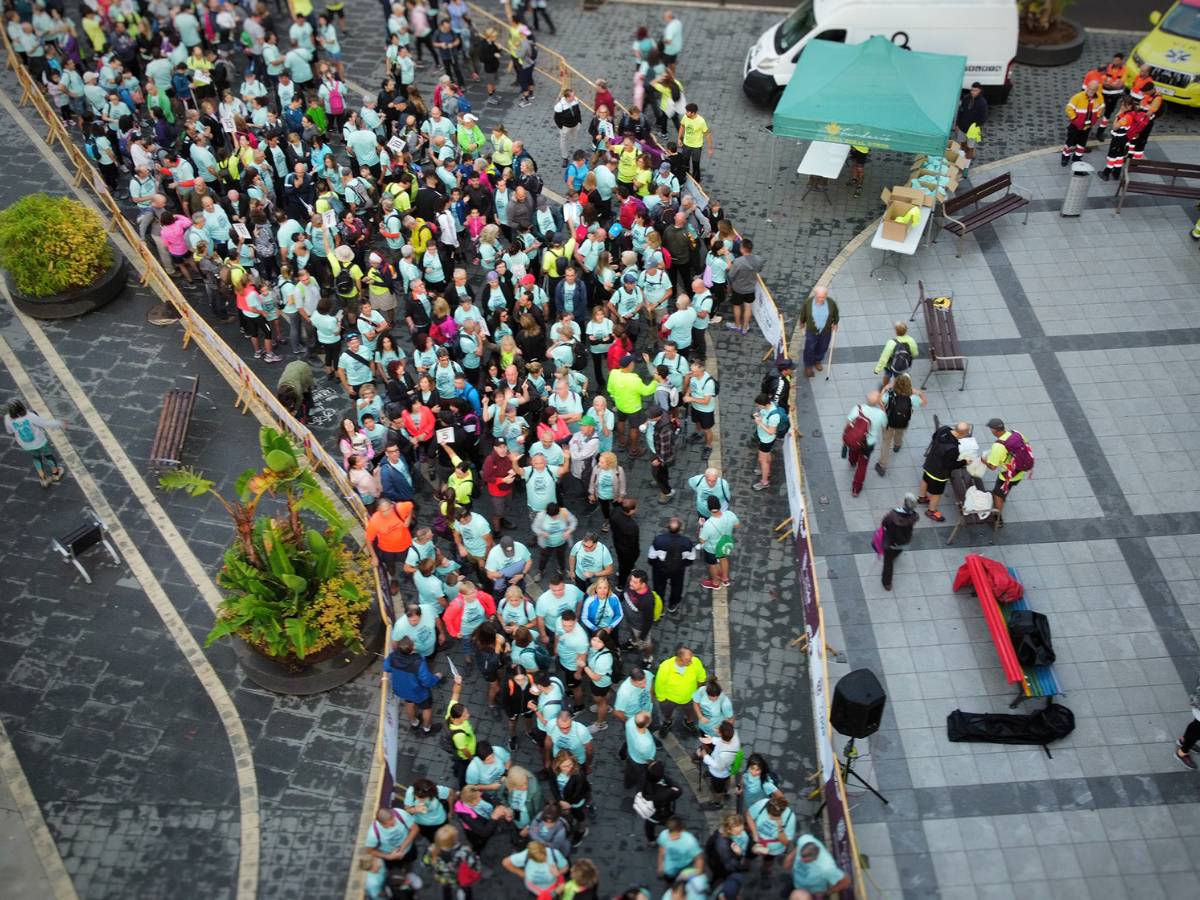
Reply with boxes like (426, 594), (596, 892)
(161, 427), (383, 694)
(1016, 0), (1086, 67)
(0, 193), (127, 319)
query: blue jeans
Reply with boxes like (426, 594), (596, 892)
(803, 329), (833, 368)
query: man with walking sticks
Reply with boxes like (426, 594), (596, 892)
(798, 286), (839, 378)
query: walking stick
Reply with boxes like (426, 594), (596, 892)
(825, 328), (839, 381)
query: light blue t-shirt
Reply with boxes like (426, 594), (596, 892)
(687, 373), (717, 415)
(570, 541), (613, 578)
(699, 511), (739, 554)
(756, 404), (782, 443)
(506, 847), (567, 890)
(465, 746), (511, 787)
(528, 440), (565, 468)
(533, 510), (574, 548)
(692, 687), (734, 737)
(555, 623), (589, 670)
(614, 673), (655, 718)
(549, 719), (592, 764)
(524, 467), (558, 512)
(485, 542), (532, 575)
(338, 350), (374, 385)
(364, 809), (415, 854)
(454, 512), (492, 558)
(402, 784), (451, 826)
(749, 798), (797, 856)
(625, 718), (657, 764)
(535, 586), (584, 633)
(587, 646), (614, 689)
(391, 607), (438, 658)
(687, 473), (729, 516)
(665, 308), (697, 347)
(658, 830), (702, 876)
(458, 597), (488, 638)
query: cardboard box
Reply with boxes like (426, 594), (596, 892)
(911, 166), (960, 193)
(946, 139), (963, 156)
(881, 200), (920, 242)
(943, 148), (963, 167)
(880, 185), (935, 209)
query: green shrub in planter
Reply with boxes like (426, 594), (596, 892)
(0, 193), (114, 298)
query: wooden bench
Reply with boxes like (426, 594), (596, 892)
(934, 172), (1031, 258)
(1117, 157), (1200, 212)
(953, 555), (1060, 709)
(946, 467), (1002, 546)
(150, 376), (199, 472)
(910, 280), (967, 391)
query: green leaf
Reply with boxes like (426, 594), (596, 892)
(296, 491), (347, 535)
(284, 617), (316, 658)
(204, 616), (241, 647)
(158, 468), (214, 496)
(305, 530), (328, 554)
(234, 468), (257, 501)
(265, 449), (297, 473)
(280, 573), (308, 596)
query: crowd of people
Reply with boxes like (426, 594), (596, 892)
(2, 0), (853, 897)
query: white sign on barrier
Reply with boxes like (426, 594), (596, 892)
(810, 634), (836, 782)
(782, 436), (806, 539)
(383, 693), (400, 777)
(753, 282), (785, 352)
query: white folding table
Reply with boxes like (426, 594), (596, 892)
(869, 208), (932, 284)
(797, 141), (851, 204)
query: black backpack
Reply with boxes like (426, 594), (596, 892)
(1007, 610), (1056, 667)
(886, 392), (913, 429)
(334, 264), (355, 296)
(889, 342), (913, 373)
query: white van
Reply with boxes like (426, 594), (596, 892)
(743, 0), (1019, 105)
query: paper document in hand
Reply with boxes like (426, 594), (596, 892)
(436, 427), (455, 444)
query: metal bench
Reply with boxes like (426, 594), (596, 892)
(149, 376), (199, 472)
(934, 172), (1030, 258)
(51, 507), (121, 584)
(1117, 157), (1200, 212)
(910, 281), (967, 391)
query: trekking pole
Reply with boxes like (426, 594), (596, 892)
(825, 328), (838, 381)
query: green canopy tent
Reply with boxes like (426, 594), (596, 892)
(771, 35), (966, 156)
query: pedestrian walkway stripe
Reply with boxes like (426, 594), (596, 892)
(0, 322), (260, 900)
(0, 720), (80, 900)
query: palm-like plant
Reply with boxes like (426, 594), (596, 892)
(161, 428), (371, 664)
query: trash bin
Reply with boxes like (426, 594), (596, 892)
(1061, 162), (1094, 217)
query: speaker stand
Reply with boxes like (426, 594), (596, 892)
(814, 738), (889, 817)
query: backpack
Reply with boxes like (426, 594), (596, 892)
(334, 264), (355, 296)
(528, 42), (539, 64)
(774, 407), (790, 441)
(84, 136), (99, 161)
(530, 642), (553, 671)
(701, 374), (719, 396)
(842, 405), (871, 452)
(328, 82), (344, 115)
(712, 532), (735, 559)
(659, 247), (672, 270)
(439, 717), (470, 756)
(886, 392), (913, 429)
(1007, 610), (1056, 667)
(1002, 431), (1035, 476)
(889, 341), (913, 374)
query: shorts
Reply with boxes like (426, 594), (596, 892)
(708, 773), (730, 793)
(730, 290), (754, 307)
(923, 474), (949, 496)
(558, 662), (581, 691)
(588, 680), (610, 698)
(993, 478), (1018, 499)
(169, 251), (189, 264)
(703, 550), (718, 566)
(691, 409), (715, 430)
(377, 548), (406, 570)
(239, 312), (271, 339)
(408, 695), (433, 711)
(615, 409), (642, 427)
(757, 439), (776, 454)
(849, 148), (869, 163)
(325, 51), (343, 62)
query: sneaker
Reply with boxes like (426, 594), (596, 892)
(721, 578), (731, 587)
(657, 719), (673, 736)
(688, 432), (704, 444)
(874, 463), (886, 477)
(666, 603), (680, 615)
(519, 97), (533, 108)
(421, 723), (442, 736)
(264, 353), (282, 363)
(253, 348), (264, 359)
(925, 509), (945, 522)
(600, 522), (610, 533)
(710, 316), (723, 325)
(725, 322), (741, 332)
(682, 719), (699, 735)
(1175, 749), (1197, 770)
(571, 827), (589, 847)
(700, 578), (720, 590)
(752, 480), (769, 491)
(409, 719), (421, 731)
(587, 721), (608, 734)
(507, 735), (518, 751)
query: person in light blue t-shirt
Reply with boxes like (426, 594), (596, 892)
(657, 817), (703, 880)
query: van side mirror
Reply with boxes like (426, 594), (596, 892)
(1149, 10), (1162, 26)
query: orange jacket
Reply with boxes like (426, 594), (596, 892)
(1101, 62), (1128, 92)
(1138, 91), (1163, 118)
(1131, 74), (1154, 100)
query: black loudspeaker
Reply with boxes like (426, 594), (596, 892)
(830, 669), (887, 739)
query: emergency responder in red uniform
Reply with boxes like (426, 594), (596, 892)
(1095, 53), (1129, 141)
(1129, 82), (1163, 162)
(1099, 97), (1148, 181)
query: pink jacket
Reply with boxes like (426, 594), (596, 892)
(160, 217), (191, 256)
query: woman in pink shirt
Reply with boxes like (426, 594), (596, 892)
(159, 213), (199, 285)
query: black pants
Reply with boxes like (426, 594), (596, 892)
(532, 7), (556, 32)
(653, 460), (671, 495)
(538, 544), (567, 578)
(1182, 718), (1200, 752)
(441, 54), (466, 85)
(682, 145), (703, 181)
(1062, 124), (1091, 161)
(616, 550), (639, 591)
(882, 547), (902, 589)
(415, 33), (436, 62)
(653, 569), (685, 611)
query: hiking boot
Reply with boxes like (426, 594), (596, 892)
(657, 719), (673, 736)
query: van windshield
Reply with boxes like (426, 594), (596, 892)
(774, 2), (816, 55)
(1160, 4), (1200, 41)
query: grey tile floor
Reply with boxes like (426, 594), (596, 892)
(815, 141), (1200, 897)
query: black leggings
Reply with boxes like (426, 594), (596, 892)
(1183, 718), (1200, 752)
(415, 33), (436, 62)
(538, 544), (567, 577)
(591, 351), (606, 384)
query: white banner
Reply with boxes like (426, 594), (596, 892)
(782, 436), (806, 539)
(810, 635), (835, 782)
(753, 281), (784, 352)
(383, 694), (400, 778)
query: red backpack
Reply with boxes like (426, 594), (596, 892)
(842, 405), (871, 452)
(328, 82), (344, 116)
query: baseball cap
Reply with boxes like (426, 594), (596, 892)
(580, 414), (596, 427)
(659, 162), (671, 172)
(622, 272), (637, 284)
(368, 252), (382, 265)
(436, 347), (450, 357)
(500, 535), (515, 550)
(520, 273), (536, 286)
(986, 418), (1006, 431)
(619, 353), (636, 367)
